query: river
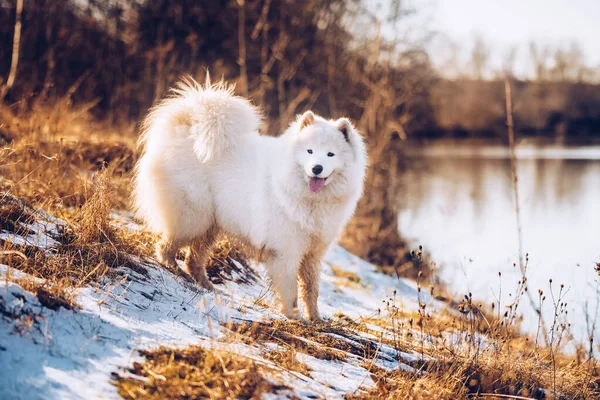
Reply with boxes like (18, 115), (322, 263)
(398, 141), (600, 348)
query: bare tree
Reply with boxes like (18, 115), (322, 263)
(550, 42), (585, 82)
(237, 0), (248, 96)
(1, 0), (24, 100)
(434, 36), (463, 79)
(566, 41), (584, 82)
(552, 47), (569, 82)
(529, 42), (551, 82)
(502, 46), (517, 78)
(340, 0), (435, 278)
(470, 36), (489, 80)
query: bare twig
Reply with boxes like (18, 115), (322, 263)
(1, 0), (24, 99)
(504, 77), (524, 273)
(0, 250), (28, 261)
(283, 87), (310, 121)
(505, 77), (549, 348)
(251, 0), (272, 40)
(469, 394), (536, 400)
(237, 0), (248, 97)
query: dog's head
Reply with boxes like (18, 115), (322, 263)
(288, 111), (366, 197)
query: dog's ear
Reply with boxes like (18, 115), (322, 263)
(335, 118), (353, 143)
(298, 111), (315, 130)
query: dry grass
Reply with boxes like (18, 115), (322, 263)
(205, 239), (256, 286)
(117, 301), (600, 399)
(113, 346), (284, 400)
(0, 134), (135, 210)
(10, 277), (78, 311)
(350, 366), (466, 400)
(0, 96), (136, 211)
(263, 347), (312, 377)
(347, 289), (600, 400)
(353, 348), (599, 399)
(226, 320), (352, 362)
(330, 264), (361, 284)
(0, 170), (146, 283)
(0, 103), (147, 309)
(0, 199), (36, 236)
(0, 188), (144, 313)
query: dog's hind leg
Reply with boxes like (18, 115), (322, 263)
(185, 226), (218, 290)
(156, 237), (182, 268)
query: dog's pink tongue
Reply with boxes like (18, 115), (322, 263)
(309, 177), (326, 193)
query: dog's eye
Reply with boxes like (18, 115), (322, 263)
(307, 149), (313, 154)
(327, 152), (335, 157)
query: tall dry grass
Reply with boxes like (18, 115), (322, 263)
(0, 96), (145, 310)
(115, 346), (280, 400)
(0, 95), (252, 307)
(351, 275), (600, 399)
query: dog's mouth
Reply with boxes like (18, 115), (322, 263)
(308, 176), (327, 193)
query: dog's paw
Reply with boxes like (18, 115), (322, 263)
(198, 277), (215, 291)
(281, 306), (300, 320)
(177, 269), (197, 284)
(307, 314), (321, 322)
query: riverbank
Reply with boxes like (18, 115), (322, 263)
(1, 108), (598, 398)
(2, 191), (598, 399)
(398, 140), (600, 350)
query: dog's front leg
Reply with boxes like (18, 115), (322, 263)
(267, 255), (300, 319)
(299, 243), (328, 321)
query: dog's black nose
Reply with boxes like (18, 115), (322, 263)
(312, 165), (323, 175)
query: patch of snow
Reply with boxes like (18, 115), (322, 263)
(1, 210), (440, 399)
(295, 352), (373, 396)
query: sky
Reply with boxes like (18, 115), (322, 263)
(421, 0), (600, 78)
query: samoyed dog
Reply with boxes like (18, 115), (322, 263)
(133, 78), (367, 320)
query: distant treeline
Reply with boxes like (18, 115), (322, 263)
(0, 0), (434, 138)
(429, 79), (600, 140)
(3, 0), (598, 272)
(1, 0), (599, 140)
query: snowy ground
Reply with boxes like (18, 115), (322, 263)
(0, 202), (438, 399)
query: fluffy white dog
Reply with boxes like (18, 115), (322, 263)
(133, 78), (367, 319)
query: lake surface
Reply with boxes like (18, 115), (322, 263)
(398, 142), (600, 347)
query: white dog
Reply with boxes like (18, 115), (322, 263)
(133, 78), (367, 320)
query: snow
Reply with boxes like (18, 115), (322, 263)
(0, 204), (439, 399)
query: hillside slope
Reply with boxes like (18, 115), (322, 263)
(0, 195), (436, 399)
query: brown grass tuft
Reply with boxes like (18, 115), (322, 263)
(0, 183), (143, 287)
(352, 349), (599, 399)
(263, 347), (312, 377)
(348, 367), (466, 399)
(330, 265), (361, 284)
(0, 98), (136, 211)
(349, 292), (600, 400)
(12, 277), (78, 311)
(76, 168), (115, 243)
(0, 200), (36, 236)
(113, 346), (285, 400)
(0, 168), (148, 313)
(205, 239), (256, 285)
(226, 320), (378, 362)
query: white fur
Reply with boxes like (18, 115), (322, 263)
(133, 78), (367, 319)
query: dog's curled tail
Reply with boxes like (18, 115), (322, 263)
(142, 76), (261, 162)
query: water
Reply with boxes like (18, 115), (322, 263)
(398, 142), (600, 347)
